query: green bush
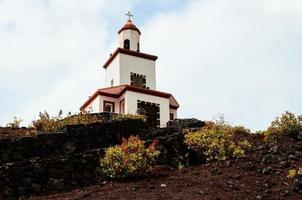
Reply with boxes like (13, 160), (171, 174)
(100, 136), (160, 179)
(184, 121), (251, 161)
(233, 126), (251, 134)
(32, 110), (99, 133)
(264, 111), (302, 142)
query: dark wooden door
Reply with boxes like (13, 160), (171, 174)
(137, 101), (160, 127)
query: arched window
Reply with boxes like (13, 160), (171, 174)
(137, 43), (140, 52)
(124, 39), (130, 50)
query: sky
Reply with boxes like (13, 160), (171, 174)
(0, 0), (301, 131)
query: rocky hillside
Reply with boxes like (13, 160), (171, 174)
(31, 132), (302, 200)
(1, 112), (302, 200)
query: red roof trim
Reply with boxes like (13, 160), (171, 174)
(120, 86), (172, 99)
(118, 26), (141, 35)
(80, 85), (175, 111)
(170, 105), (179, 110)
(80, 91), (98, 111)
(103, 48), (158, 69)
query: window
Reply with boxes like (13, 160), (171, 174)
(137, 43), (140, 52)
(103, 101), (115, 113)
(130, 72), (146, 88)
(120, 99), (125, 114)
(170, 113), (174, 121)
(110, 79), (114, 87)
(124, 39), (130, 50)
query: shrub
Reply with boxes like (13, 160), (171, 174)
(184, 121), (252, 161)
(233, 126), (251, 134)
(100, 136), (160, 179)
(238, 139), (252, 149)
(264, 111), (302, 142)
(6, 116), (23, 128)
(62, 112), (99, 126)
(287, 167), (302, 178)
(32, 110), (100, 133)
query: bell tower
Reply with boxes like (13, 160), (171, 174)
(103, 12), (157, 90)
(118, 11), (141, 52)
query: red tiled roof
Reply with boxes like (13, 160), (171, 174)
(118, 20), (141, 35)
(103, 48), (158, 69)
(80, 85), (179, 111)
(169, 96), (180, 110)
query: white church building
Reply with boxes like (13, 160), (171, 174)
(80, 14), (179, 127)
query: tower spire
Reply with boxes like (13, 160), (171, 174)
(125, 11), (133, 21)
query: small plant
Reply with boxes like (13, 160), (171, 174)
(287, 167), (302, 178)
(232, 145), (245, 158)
(184, 121), (251, 161)
(6, 116), (23, 128)
(177, 161), (185, 170)
(100, 136), (160, 179)
(32, 111), (62, 133)
(264, 111), (302, 142)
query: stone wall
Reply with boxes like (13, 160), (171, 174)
(0, 127), (36, 140)
(1, 149), (103, 199)
(0, 118), (204, 199)
(0, 118), (145, 165)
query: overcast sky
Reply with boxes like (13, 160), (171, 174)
(0, 0), (301, 131)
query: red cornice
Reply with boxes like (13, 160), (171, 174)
(118, 26), (141, 35)
(102, 48), (158, 69)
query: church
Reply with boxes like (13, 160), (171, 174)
(80, 13), (179, 127)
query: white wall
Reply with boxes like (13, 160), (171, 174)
(105, 56), (120, 87)
(125, 91), (169, 127)
(119, 29), (140, 51)
(84, 94), (126, 114)
(119, 54), (156, 90)
(83, 96), (100, 112)
(169, 108), (177, 119)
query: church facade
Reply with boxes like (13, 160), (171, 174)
(80, 17), (179, 127)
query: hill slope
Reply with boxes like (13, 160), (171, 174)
(31, 133), (302, 200)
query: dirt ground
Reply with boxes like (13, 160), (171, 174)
(30, 134), (302, 200)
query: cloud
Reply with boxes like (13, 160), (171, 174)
(142, 0), (302, 130)
(0, 0), (136, 124)
(0, 0), (301, 131)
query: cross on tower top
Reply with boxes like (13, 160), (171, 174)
(125, 11), (133, 20)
